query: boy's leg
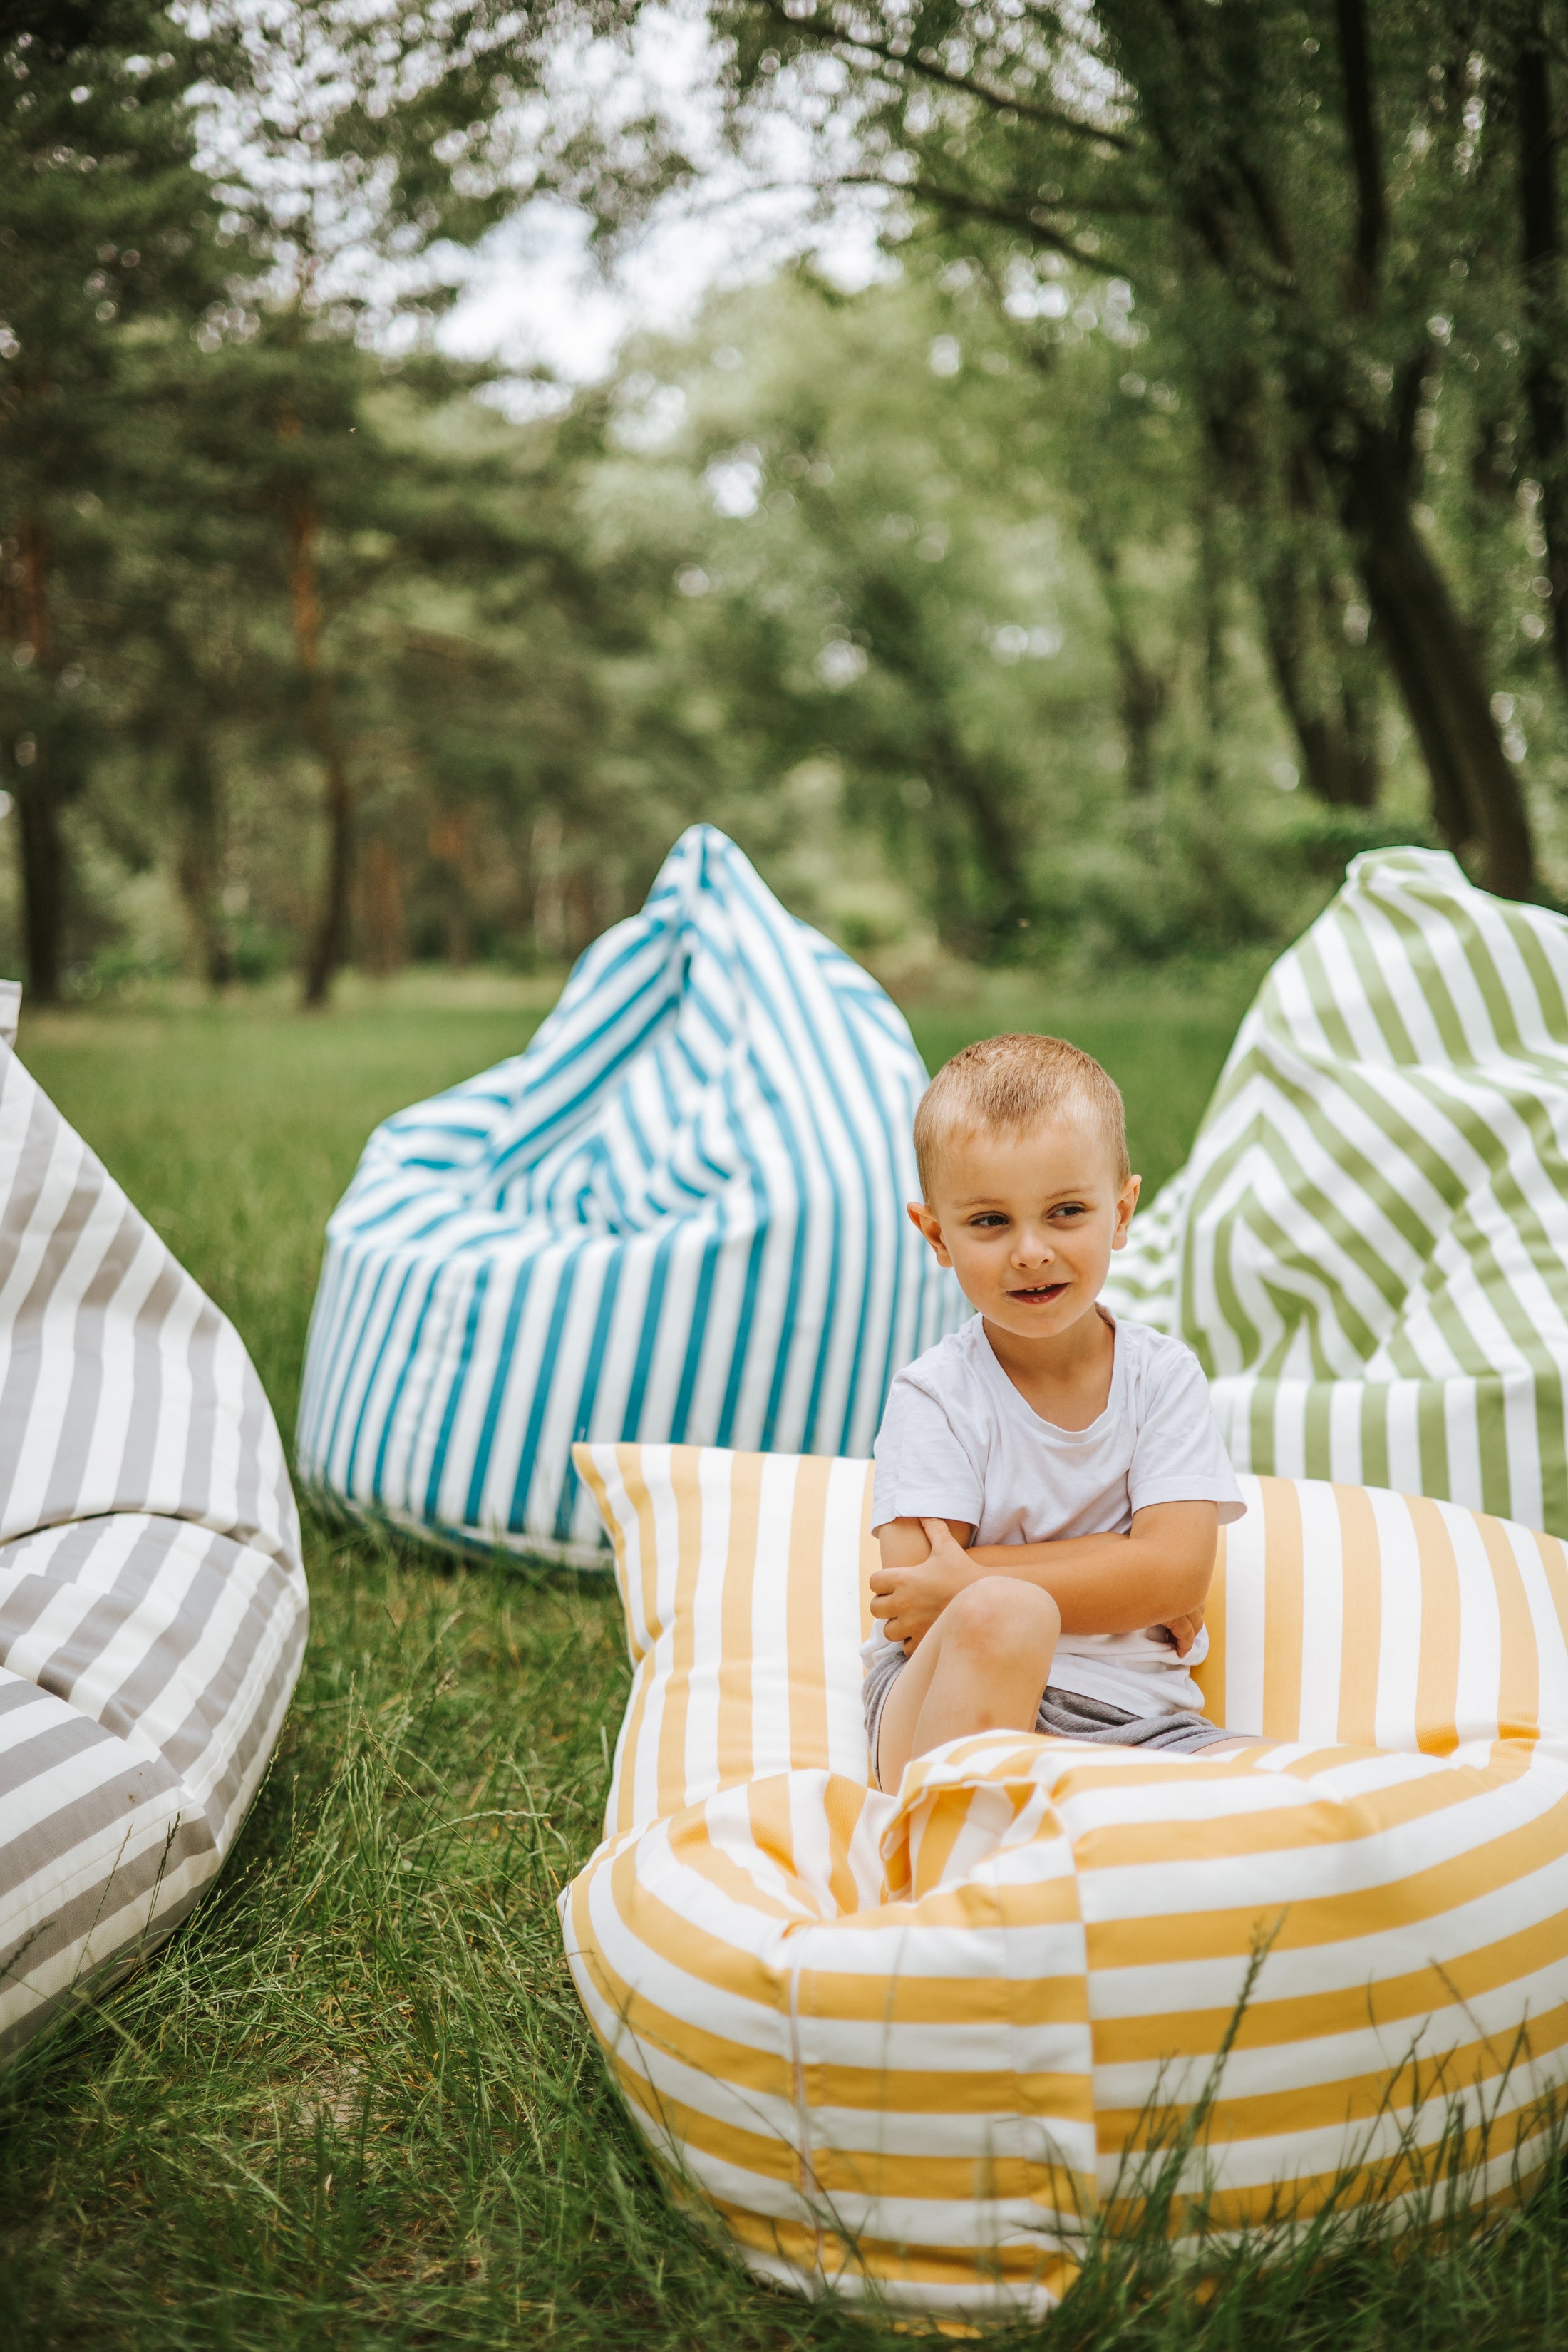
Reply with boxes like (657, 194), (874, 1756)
(876, 1578), (1060, 1793)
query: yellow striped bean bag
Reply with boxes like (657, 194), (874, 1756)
(561, 1443), (1568, 2319)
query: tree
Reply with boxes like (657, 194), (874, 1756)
(0, 1), (621, 1005)
(0, 4), (234, 998)
(581, 266), (1310, 960)
(1513, 3), (1567, 696)
(195, 0), (700, 1000)
(190, 6), (518, 1003)
(1001, 290), (1208, 800)
(599, 0), (1564, 897)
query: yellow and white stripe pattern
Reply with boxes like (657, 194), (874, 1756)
(562, 1443), (1568, 2318)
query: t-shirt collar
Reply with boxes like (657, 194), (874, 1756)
(974, 1304), (1121, 1442)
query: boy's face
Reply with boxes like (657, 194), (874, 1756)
(909, 1118), (1140, 1346)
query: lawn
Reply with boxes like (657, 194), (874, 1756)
(3, 967), (1565, 2351)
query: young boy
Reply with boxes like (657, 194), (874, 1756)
(865, 1031), (1254, 1793)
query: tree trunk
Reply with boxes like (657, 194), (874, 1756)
(1195, 490), (1227, 790)
(919, 711), (1037, 947)
(429, 807), (474, 969)
(1315, 564), (1380, 807)
(1517, 13), (1568, 693)
(360, 836), (406, 976)
(303, 711), (353, 1009)
(173, 730), (232, 989)
(1334, 666), (1381, 809)
(1197, 391), (1378, 806)
(286, 498), (354, 1009)
(1253, 547), (1378, 806)
(857, 565), (1035, 947)
(1085, 535), (1168, 793)
(11, 518), (66, 1004)
(1338, 433), (1535, 896)
(14, 743), (66, 1006)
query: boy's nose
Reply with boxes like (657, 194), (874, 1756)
(1013, 1229), (1053, 1264)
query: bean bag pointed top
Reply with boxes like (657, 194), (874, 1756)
(296, 826), (962, 1561)
(1105, 846), (1568, 1536)
(0, 992), (307, 2063)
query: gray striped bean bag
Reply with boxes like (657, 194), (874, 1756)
(1105, 846), (1568, 1535)
(0, 988), (307, 2062)
(296, 825), (961, 1561)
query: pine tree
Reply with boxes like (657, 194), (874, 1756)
(0, 4), (234, 998)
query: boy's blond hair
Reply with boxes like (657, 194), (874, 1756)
(914, 1032), (1130, 1198)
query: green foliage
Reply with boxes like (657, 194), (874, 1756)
(0, 1), (663, 1003)
(2, 4), (1565, 1003)
(675, 1), (1568, 895)
(0, 239), (1453, 994)
(561, 264), (1433, 965)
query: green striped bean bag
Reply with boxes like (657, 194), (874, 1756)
(1104, 847), (1568, 1535)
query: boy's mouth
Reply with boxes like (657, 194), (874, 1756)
(1007, 1282), (1068, 1305)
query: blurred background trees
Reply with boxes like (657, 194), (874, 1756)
(2, 0), (1566, 1004)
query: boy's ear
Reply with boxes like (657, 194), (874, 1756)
(907, 1200), (953, 1265)
(1110, 1172), (1142, 1249)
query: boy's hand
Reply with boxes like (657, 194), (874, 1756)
(1155, 1604), (1206, 1658)
(870, 1518), (977, 1653)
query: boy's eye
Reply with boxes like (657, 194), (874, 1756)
(1053, 1203), (1088, 1219)
(969, 1212), (1009, 1229)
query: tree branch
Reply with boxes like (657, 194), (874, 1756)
(1334, 0), (1386, 304)
(1390, 347), (1433, 485)
(1150, 0), (1294, 277)
(1520, 14), (1561, 284)
(839, 172), (1128, 274)
(753, 0), (1134, 152)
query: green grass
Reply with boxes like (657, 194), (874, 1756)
(4, 968), (1567, 2350)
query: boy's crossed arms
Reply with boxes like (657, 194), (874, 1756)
(871, 1507), (1225, 1792)
(872, 1505), (1214, 1658)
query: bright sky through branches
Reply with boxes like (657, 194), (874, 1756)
(435, 5), (889, 398)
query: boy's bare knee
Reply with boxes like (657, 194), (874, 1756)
(1017, 1582), (1061, 1645)
(945, 1577), (1058, 1655)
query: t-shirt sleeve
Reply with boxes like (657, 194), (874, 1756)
(1127, 1345), (1246, 1523)
(871, 1374), (984, 1535)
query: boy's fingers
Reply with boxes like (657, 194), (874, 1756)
(1170, 1612), (1200, 1655)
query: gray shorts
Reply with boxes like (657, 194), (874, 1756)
(862, 1634), (1245, 1790)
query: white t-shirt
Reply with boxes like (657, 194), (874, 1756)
(867, 1310), (1245, 1716)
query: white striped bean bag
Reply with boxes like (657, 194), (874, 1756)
(562, 1441), (1568, 2319)
(1105, 846), (1568, 1537)
(296, 827), (961, 1562)
(0, 993), (307, 2063)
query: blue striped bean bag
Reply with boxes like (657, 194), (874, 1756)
(296, 827), (962, 1560)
